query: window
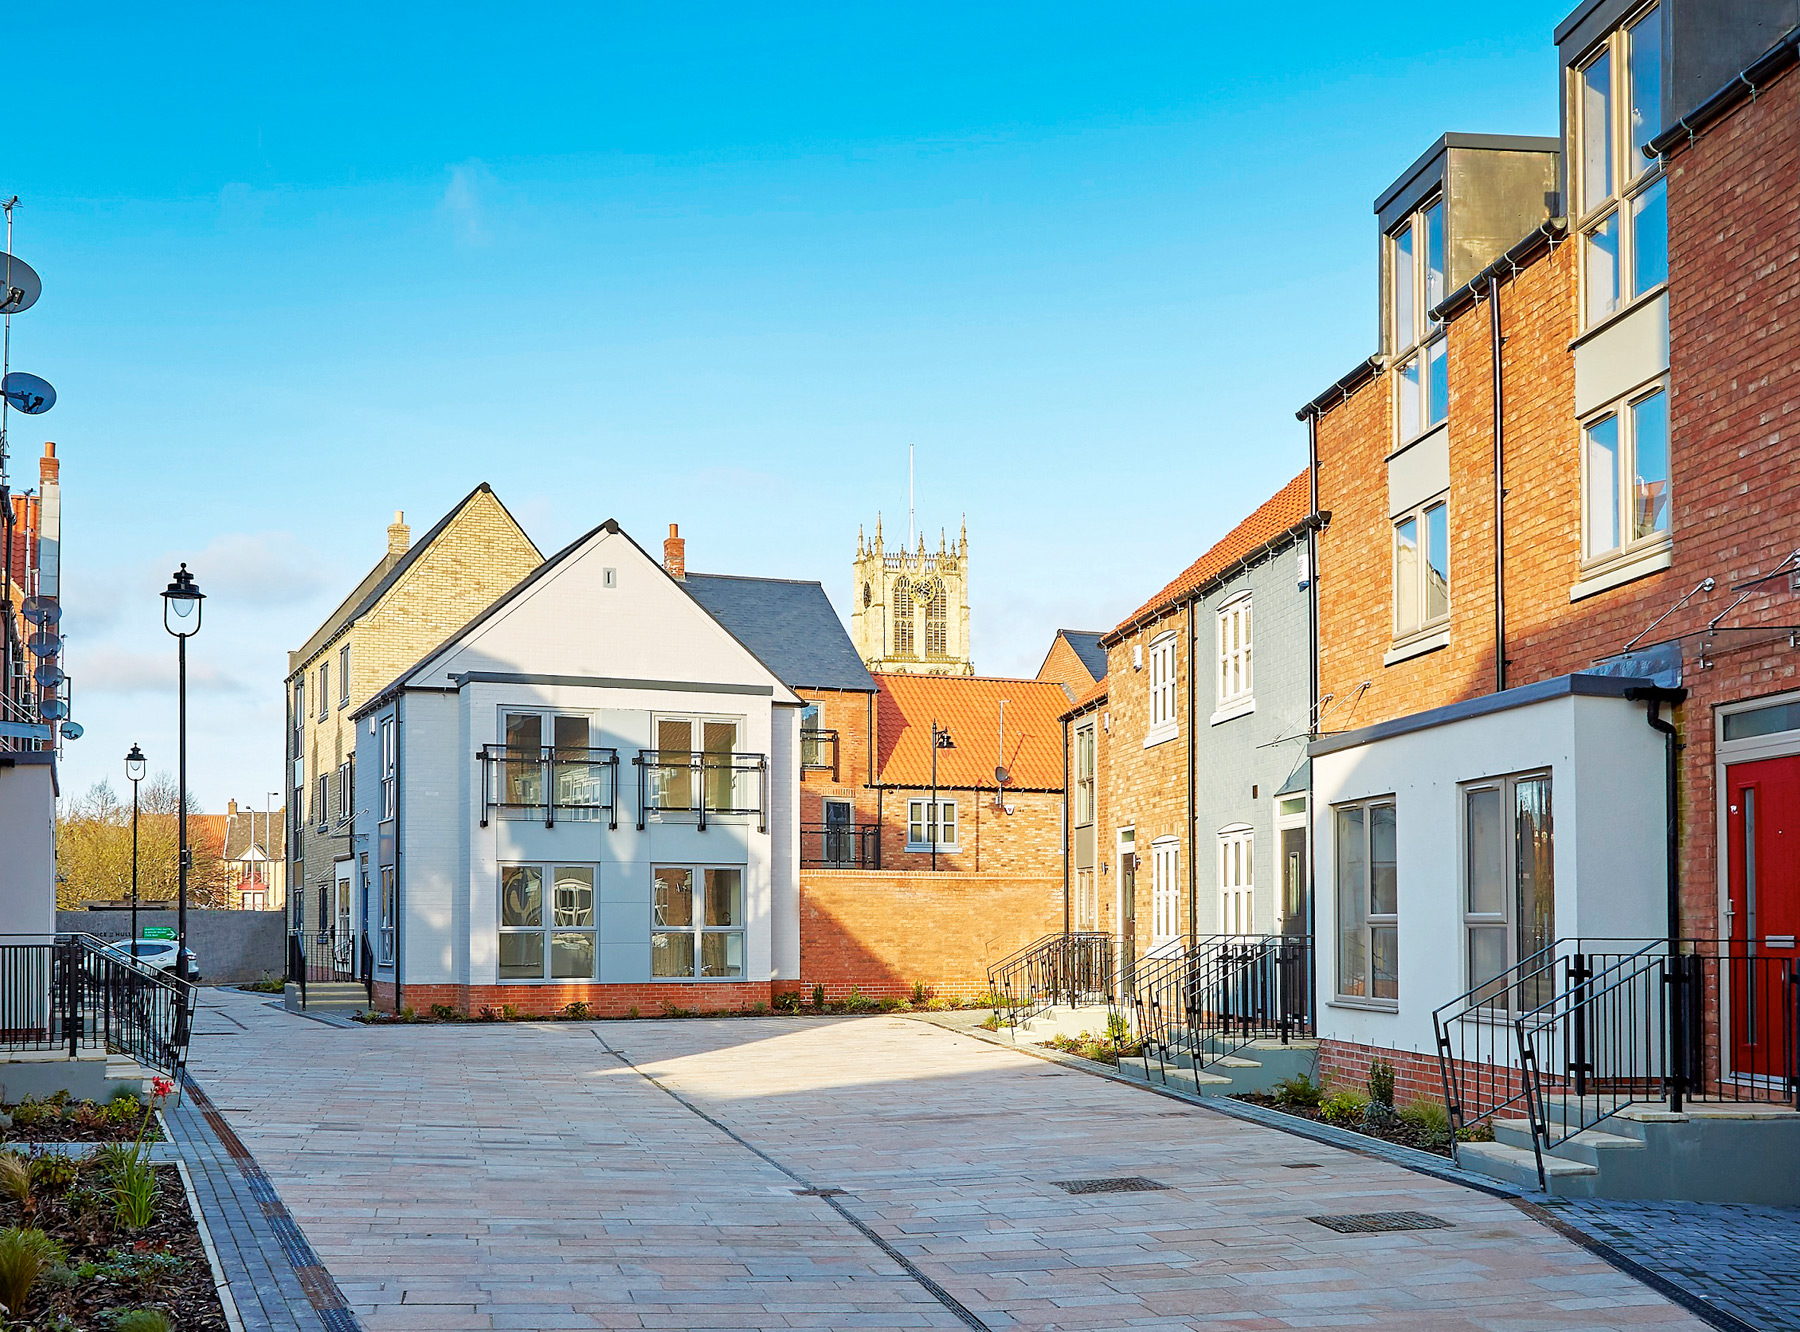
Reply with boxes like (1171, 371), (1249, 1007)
(1583, 383), (1669, 564)
(925, 582), (948, 657)
(338, 645), (350, 708)
(1216, 597), (1252, 709)
(1150, 838), (1180, 947)
(1147, 633), (1177, 733)
(316, 774), (329, 831)
(800, 703), (832, 771)
(318, 664), (329, 721)
(243, 889), (266, 911)
(1074, 868), (1098, 931)
(379, 716), (396, 821)
(336, 760), (351, 824)
(1389, 198), (1448, 441)
(1575, 6), (1666, 326)
(498, 863), (596, 981)
(648, 716), (750, 814)
(906, 799), (957, 851)
(1393, 498), (1449, 640)
(1218, 827), (1253, 935)
(293, 678), (305, 750)
(1335, 799), (1397, 1002)
(1463, 773), (1554, 1009)
(378, 866), (395, 963)
(1275, 795), (1309, 937)
(891, 577), (915, 656)
(652, 866), (744, 978)
(494, 711), (611, 820)
(1074, 724), (1096, 827)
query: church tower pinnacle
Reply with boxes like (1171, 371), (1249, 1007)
(849, 515), (973, 677)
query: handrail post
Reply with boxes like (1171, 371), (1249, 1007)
(697, 755), (708, 832)
(1666, 954), (1687, 1114)
(65, 938), (79, 1058)
(1570, 952), (1590, 1100)
(609, 752), (620, 831)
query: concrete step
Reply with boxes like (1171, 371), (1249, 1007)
(284, 981), (369, 1014)
(1492, 1117), (1645, 1165)
(1456, 1139), (1598, 1191)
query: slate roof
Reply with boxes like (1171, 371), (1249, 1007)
(223, 808), (286, 862)
(1057, 630), (1108, 682)
(684, 573), (876, 693)
(874, 674), (1069, 791)
(1105, 472), (1315, 643)
(290, 484), (538, 672)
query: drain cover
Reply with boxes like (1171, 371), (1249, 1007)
(1309, 1211), (1450, 1234)
(1280, 1162), (1322, 1169)
(1052, 1176), (1169, 1195)
(792, 1187), (847, 1197)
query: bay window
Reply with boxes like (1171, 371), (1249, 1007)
(1336, 798), (1397, 1003)
(652, 866), (744, 979)
(1576, 6), (1665, 325)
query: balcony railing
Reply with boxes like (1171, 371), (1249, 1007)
(479, 744), (620, 828)
(800, 823), (880, 869)
(633, 750), (767, 832)
(800, 727), (838, 775)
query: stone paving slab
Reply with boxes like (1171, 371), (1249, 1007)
(180, 990), (1731, 1332)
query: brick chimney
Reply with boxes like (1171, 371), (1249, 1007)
(387, 510), (410, 557)
(39, 441), (57, 484)
(663, 523), (686, 580)
(227, 798), (238, 817)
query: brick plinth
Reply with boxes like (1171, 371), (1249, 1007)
(370, 980), (773, 1018)
(1317, 1039), (1451, 1109)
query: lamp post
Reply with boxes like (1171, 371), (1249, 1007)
(930, 722), (955, 872)
(162, 564), (204, 984)
(125, 744), (146, 947)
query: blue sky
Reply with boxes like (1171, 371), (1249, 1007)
(9, 1), (1573, 811)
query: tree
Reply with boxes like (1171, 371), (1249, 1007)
(55, 775), (230, 910)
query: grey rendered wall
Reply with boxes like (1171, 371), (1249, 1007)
(1191, 538), (1313, 935)
(56, 908), (286, 983)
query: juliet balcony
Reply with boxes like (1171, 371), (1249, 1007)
(479, 744), (620, 828)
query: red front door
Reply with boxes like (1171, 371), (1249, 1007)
(1725, 754), (1800, 1078)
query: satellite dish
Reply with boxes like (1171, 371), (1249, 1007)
(2, 372), (55, 415)
(33, 663), (64, 688)
(0, 252), (42, 315)
(39, 697), (68, 720)
(994, 765), (1012, 786)
(21, 596), (59, 626)
(59, 721), (83, 740)
(26, 631), (58, 658)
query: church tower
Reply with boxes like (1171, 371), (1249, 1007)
(851, 517), (973, 676)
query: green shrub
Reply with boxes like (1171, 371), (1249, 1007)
(1271, 1073), (1322, 1109)
(430, 1003), (458, 1020)
(877, 996), (907, 1012)
(977, 1013), (1002, 1031)
(112, 1157), (157, 1231)
(0, 1227), (65, 1318)
(1399, 1098), (1450, 1138)
(841, 988), (874, 1013)
(1367, 1059), (1396, 1109)
(1105, 1011), (1132, 1045)
(774, 991), (801, 1012)
(111, 1310), (176, 1332)
(8, 1099), (50, 1130)
(30, 1153), (77, 1192)
(811, 983), (826, 1009)
(749, 1001), (769, 1015)
(561, 1001), (591, 1021)
(661, 1003), (693, 1019)
(105, 1094), (142, 1125)
(89, 1143), (138, 1179)
(923, 997), (951, 1012)
(910, 981), (930, 1005)
(1318, 1090), (1370, 1127)
(0, 1155), (31, 1211)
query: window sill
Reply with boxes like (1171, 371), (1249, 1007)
(1141, 722), (1179, 749)
(904, 844), (961, 854)
(1570, 540), (1672, 602)
(1209, 696), (1255, 727)
(1383, 625), (1449, 667)
(1569, 281), (1670, 351)
(1327, 997), (1399, 1013)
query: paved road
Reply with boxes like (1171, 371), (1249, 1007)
(187, 989), (1710, 1331)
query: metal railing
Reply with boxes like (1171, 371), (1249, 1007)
(1115, 934), (1315, 1081)
(987, 931), (1115, 1030)
(634, 750), (768, 831)
(287, 928), (375, 1009)
(800, 728), (838, 774)
(478, 744), (619, 829)
(0, 934), (194, 1076)
(800, 823), (880, 869)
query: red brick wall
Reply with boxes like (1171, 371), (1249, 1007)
(1102, 622), (1192, 945)
(874, 788), (1063, 875)
(1316, 1039), (1450, 1110)
(798, 869), (1063, 999)
(1064, 701), (1109, 933)
(1037, 636), (1098, 696)
(797, 687), (879, 829)
(373, 979), (773, 1018)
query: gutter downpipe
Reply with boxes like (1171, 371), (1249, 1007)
(1186, 597), (1198, 945)
(1633, 689), (1682, 1111)
(1062, 716), (1072, 935)
(1305, 411), (1321, 955)
(1490, 273), (1507, 693)
(393, 691), (404, 1015)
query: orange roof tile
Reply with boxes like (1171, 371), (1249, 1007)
(1106, 472), (1313, 641)
(1060, 674), (1109, 719)
(874, 674), (1070, 791)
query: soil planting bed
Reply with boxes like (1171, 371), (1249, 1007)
(1232, 1093), (1462, 1157)
(1, 1096), (165, 1146)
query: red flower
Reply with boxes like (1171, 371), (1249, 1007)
(152, 1076), (175, 1100)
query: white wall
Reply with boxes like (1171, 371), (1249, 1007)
(0, 760), (56, 935)
(1312, 689), (1667, 1056)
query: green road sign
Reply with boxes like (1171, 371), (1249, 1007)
(142, 926), (177, 940)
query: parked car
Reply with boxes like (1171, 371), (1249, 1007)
(105, 938), (201, 982)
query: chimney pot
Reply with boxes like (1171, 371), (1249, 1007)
(39, 442), (58, 484)
(387, 510), (410, 557)
(663, 523), (686, 581)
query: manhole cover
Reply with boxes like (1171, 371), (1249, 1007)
(792, 1187), (847, 1197)
(1053, 1176), (1169, 1195)
(1281, 1162), (1322, 1169)
(1309, 1211), (1450, 1234)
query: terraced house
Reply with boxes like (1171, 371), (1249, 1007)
(285, 487), (541, 947)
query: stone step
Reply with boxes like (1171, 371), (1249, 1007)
(1456, 1138), (1598, 1191)
(1492, 1117), (1645, 1164)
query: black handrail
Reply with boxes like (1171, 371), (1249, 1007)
(288, 928), (363, 1009)
(0, 934), (194, 1077)
(987, 931), (1115, 1031)
(800, 823), (881, 869)
(478, 744), (620, 830)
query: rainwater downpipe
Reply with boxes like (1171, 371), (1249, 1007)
(1490, 273), (1507, 694)
(1062, 715), (1072, 935)
(1305, 410), (1321, 948)
(1186, 597), (1197, 944)
(1644, 696), (1680, 949)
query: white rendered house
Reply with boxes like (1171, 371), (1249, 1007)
(350, 520), (802, 1015)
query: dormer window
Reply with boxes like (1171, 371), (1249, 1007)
(1389, 198), (1447, 443)
(1574, 4), (1665, 326)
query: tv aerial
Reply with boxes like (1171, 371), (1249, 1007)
(2, 372), (55, 414)
(0, 251), (41, 315)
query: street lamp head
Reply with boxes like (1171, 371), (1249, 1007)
(162, 563), (205, 638)
(934, 728), (955, 750)
(125, 743), (146, 783)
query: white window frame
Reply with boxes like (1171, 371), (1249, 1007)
(316, 773), (329, 832)
(1578, 379), (1671, 579)
(1393, 494), (1450, 644)
(1074, 723), (1096, 827)
(292, 678), (305, 752)
(1573, 4), (1667, 329)
(1388, 196), (1448, 444)
(1334, 797), (1398, 1006)
(1150, 837), (1180, 948)
(379, 716), (396, 822)
(336, 759), (352, 825)
(338, 645), (351, 708)
(1074, 868), (1099, 931)
(651, 863), (746, 980)
(1213, 594), (1254, 723)
(1461, 771), (1555, 1010)
(648, 714), (750, 816)
(1144, 632), (1178, 746)
(317, 663), (329, 722)
(906, 798), (958, 852)
(1218, 825), (1254, 935)
(498, 862), (599, 983)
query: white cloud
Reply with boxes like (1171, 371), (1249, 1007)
(187, 532), (326, 608)
(439, 160), (491, 246)
(77, 646), (246, 697)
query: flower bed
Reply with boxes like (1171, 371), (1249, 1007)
(1226, 1065), (1491, 1160)
(357, 986), (997, 1024)
(1, 1093), (164, 1146)
(0, 1080), (227, 1330)
(1035, 1033), (1144, 1066)
(1232, 1091), (1462, 1157)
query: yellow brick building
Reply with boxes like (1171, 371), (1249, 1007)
(286, 486), (541, 933)
(849, 518), (973, 676)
